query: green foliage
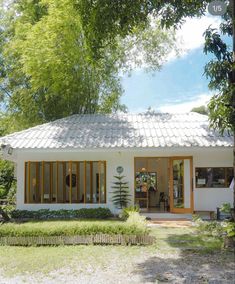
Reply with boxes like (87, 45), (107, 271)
(203, 8), (234, 133)
(191, 106), (208, 115)
(0, 0), (179, 129)
(11, 208), (113, 220)
(0, 219), (147, 237)
(195, 219), (224, 237)
(77, 0), (210, 54)
(224, 222), (235, 238)
(1, 0), (125, 124)
(192, 214), (201, 222)
(219, 202), (234, 221)
(0, 160), (15, 199)
(121, 205), (140, 220)
(220, 203), (232, 214)
(111, 175), (131, 209)
(126, 212), (148, 232)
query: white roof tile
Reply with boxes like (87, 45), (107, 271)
(0, 113), (233, 150)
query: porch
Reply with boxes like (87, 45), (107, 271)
(135, 157), (193, 214)
(140, 212), (192, 220)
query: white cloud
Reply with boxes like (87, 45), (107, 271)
(178, 15), (221, 51)
(167, 15), (221, 61)
(157, 93), (212, 113)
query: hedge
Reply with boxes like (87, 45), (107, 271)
(0, 220), (148, 237)
(10, 208), (113, 220)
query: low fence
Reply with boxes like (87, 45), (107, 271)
(0, 234), (155, 246)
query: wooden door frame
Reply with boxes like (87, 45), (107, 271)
(169, 156), (194, 213)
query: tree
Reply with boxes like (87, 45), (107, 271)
(111, 174), (131, 209)
(203, 25), (233, 131)
(0, 0), (177, 130)
(203, 0), (235, 215)
(0, 159), (15, 199)
(1, 0), (124, 125)
(77, 0), (211, 57)
(191, 106), (208, 115)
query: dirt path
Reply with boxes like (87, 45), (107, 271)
(0, 248), (234, 284)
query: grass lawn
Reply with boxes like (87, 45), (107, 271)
(0, 224), (234, 283)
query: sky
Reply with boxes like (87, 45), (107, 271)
(120, 14), (230, 113)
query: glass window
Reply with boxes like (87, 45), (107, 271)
(173, 160), (184, 208)
(135, 158), (147, 172)
(25, 161), (106, 204)
(195, 167), (233, 188)
(99, 161), (106, 203)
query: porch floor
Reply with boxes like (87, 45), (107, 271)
(140, 212), (192, 220)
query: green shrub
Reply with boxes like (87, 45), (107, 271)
(192, 214), (201, 222)
(76, 208), (113, 219)
(195, 219), (225, 237)
(11, 208), (113, 220)
(0, 220), (147, 237)
(0, 186), (6, 199)
(0, 160), (15, 199)
(121, 205), (140, 220)
(126, 212), (148, 232)
(220, 203), (231, 214)
(224, 222), (235, 238)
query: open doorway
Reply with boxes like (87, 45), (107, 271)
(134, 157), (170, 212)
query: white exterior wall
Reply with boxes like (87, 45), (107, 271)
(15, 147), (233, 213)
(193, 149), (233, 211)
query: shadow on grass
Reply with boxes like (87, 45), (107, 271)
(166, 233), (223, 251)
(133, 231), (235, 283)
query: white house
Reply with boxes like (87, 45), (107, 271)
(0, 113), (233, 214)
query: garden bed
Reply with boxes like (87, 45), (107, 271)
(0, 214), (154, 246)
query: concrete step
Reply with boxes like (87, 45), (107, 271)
(140, 212), (192, 220)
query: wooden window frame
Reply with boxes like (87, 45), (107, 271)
(24, 162), (27, 203)
(76, 162), (79, 203)
(25, 160), (107, 204)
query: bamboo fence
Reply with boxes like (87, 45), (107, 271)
(0, 234), (155, 246)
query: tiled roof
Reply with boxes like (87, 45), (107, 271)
(0, 113), (233, 149)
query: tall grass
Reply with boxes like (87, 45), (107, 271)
(0, 218), (148, 237)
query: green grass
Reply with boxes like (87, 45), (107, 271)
(150, 226), (223, 253)
(0, 225), (229, 278)
(0, 219), (148, 237)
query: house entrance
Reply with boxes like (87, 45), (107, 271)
(134, 157), (193, 213)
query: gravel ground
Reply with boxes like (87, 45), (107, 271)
(0, 249), (234, 284)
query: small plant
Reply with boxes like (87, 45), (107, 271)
(220, 203), (231, 214)
(192, 214), (201, 222)
(111, 174), (131, 209)
(195, 220), (224, 237)
(121, 205), (140, 220)
(224, 222), (235, 238)
(220, 202), (233, 220)
(126, 212), (148, 233)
